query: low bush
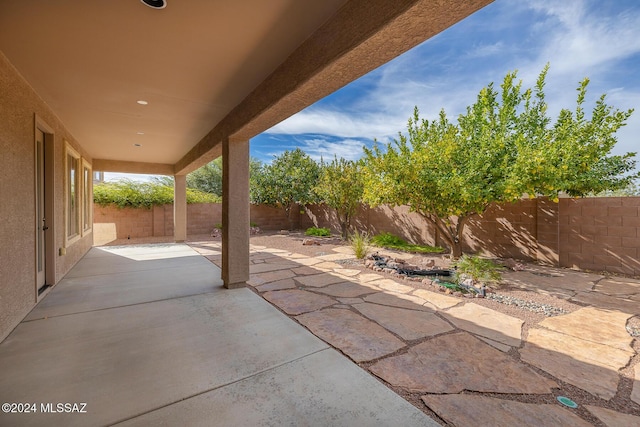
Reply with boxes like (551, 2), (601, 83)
(453, 255), (502, 285)
(370, 232), (443, 254)
(94, 179), (220, 208)
(305, 227), (331, 237)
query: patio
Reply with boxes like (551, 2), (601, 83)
(0, 244), (437, 426)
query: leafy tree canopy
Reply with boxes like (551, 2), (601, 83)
(363, 65), (637, 257)
(251, 148), (320, 226)
(315, 156), (365, 239)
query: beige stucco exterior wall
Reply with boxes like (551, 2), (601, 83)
(0, 51), (93, 341)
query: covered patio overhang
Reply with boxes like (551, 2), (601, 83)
(0, 0), (492, 289)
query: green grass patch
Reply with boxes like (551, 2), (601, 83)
(370, 232), (444, 254)
(305, 227), (331, 237)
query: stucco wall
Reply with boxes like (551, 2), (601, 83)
(304, 197), (640, 276)
(93, 203), (297, 244)
(0, 51), (93, 341)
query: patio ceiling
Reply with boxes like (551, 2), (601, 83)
(0, 0), (492, 174)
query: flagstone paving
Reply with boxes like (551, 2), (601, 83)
(296, 308), (405, 362)
(585, 406), (640, 427)
(370, 332), (556, 394)
(634, 365), (640, 405)
(520, 307), (635, 400)
(262, 289), (334, 315)
(220, 241), (640, 425)
(422, 394), (592, 427)
(353, 302), (453, 340)
(443, 303), (523, 347)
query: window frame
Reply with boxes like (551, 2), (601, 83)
(64, 142), (81, 245)
(81, 158), (93, 235)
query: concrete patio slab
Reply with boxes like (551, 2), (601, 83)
(370, 332), (556, 394)
(520, 327), (632, 399)
(1, 243), (442, 426)
(25, 249), (223, 321)
(422, 394), (591, 427)
(116, 349), (439, 427)
(262, 289), (335, 315)
(296, 308), (405, 362)
(0, 290), (328, 427)
(586, 405), (640, 427)
(443, 303), (523, 347)
(353, 302), (453, 340)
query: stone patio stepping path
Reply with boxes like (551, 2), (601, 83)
(262, 290), (334, 315)
(370, 332), (556, 394)
(422, 394), (591, 427)
(634, 366), (640, 405)
(586, 405), (640, 427)
(443, 303), (523, 348)
(520, 307), (635, 400)
(412, 289), (461, 310)
(296, 308), (405, 362)
(294, 272), (346, 288)
(363, 291), (434, 311)
(232, 241), (640, 425)
(353, 302), (453, 340)
(313, 282), (376, 298)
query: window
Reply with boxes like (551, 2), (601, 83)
(82, 159), (92, 234)
(65, 142), (81, 244)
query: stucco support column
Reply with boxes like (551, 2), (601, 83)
(222, 138), (249, 289)
(174, 174), (187, 242)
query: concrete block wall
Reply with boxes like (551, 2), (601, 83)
(559, 197), (640, 275)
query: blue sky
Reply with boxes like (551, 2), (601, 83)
(107, 0), (640, 181)
(251, 0), (640, 165)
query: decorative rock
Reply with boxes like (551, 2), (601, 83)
(422, 394), (591, 427)
(302, 238), (320, 246)
(421, 278), (433, 286)
(370, 332), (556, 394)
(296, 309), (405, 362)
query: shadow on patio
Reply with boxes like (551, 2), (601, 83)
(0, 244), (436, 427)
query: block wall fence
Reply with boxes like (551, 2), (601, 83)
(94, 197), (640, 276)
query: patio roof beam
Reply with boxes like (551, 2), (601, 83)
(92, 159), (174, 176)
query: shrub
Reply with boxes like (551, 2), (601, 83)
(453, 255), (503, 285)
(305, 227), (331, 237)
(370, 232), (444, 254)
(350, 230), (370, 259)
(94, 179), (220, 208)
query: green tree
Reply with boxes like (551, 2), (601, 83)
(363, 66), (637, 258)
(315, 157), (364, 239)
(185, 157), (263, 197)
(251, 148), (320, 228)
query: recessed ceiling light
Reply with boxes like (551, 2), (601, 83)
(136, 100), (148, 105)
(136, 132), (145, 135)
(134, 143), (142, 147)
(141, 0), (166, 9)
